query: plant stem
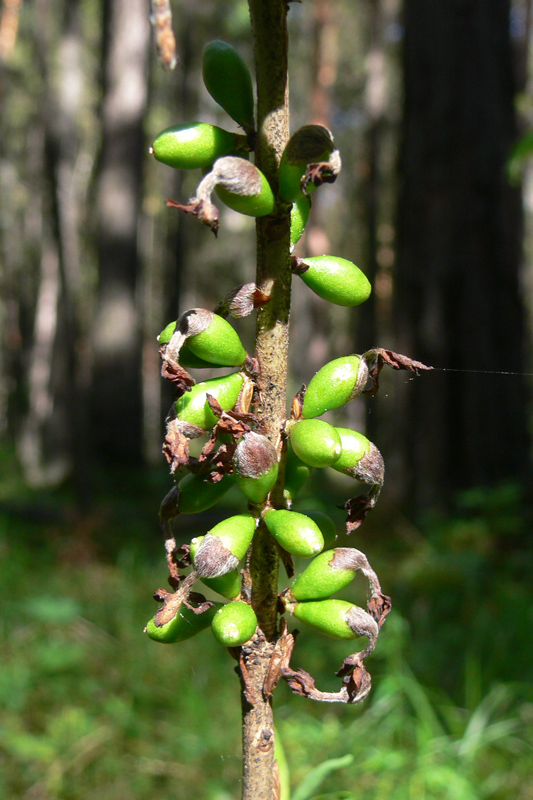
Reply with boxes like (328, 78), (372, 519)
(240, 2), (291, 799)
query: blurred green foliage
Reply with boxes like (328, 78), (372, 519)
(0, 461), (532, 799)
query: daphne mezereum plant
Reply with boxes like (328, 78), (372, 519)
(146, 2), (431, 798)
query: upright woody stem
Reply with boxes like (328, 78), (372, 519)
(240, 2), (291, 799)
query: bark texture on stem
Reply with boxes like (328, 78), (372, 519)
(241, 2), (291, 799)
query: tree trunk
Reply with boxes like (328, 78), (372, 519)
(394, 0), (531, 509)
(91, 0), (150, 465)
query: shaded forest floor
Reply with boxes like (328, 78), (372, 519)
(1, 446), (532, 800)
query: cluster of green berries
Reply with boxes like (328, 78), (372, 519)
(145, 40), (389, 686)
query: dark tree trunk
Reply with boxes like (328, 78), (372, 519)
(394, 0), (531, 509)
(91, 0), (150, 465)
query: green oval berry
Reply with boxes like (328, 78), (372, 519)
(234, 432), (279, 504)
(302, 356), (363, 419)
(206, 514), (256, 561)
(332, 428), (370, 475)
(150, 122), (244, 170)
(211, 601), (258, 646)
(297, 255), (371, 307)
(215, 166), (275, 217)
(202, 41), (255, 130)
(292, 599), (365, 640)
(175, 372), (244, 430)
(291, 549), (357, 601)
(264, 509), (324, 558)
(158, 322), (217, 368)
(298, 510), (337, 550)
(190, 537), (241, 598)
(283, 444), (313, 503)
(290, 196), (311, 249)
(186, 314), (247, 367)
(176, 472), (236, 515)
(289, 419), (342, 469)
(145, 602), (221, 644)
(193, 514), (256, 578)
(278, 125), (336, 202)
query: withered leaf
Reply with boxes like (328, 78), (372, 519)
(362, 347), (432, 395)
(302, 157), (340, 194)
(159, 345), (196, 392)
(214, 283), (270, 319)
(166, 197), (219, 236)
(368, 593), (392, 628)
(290, 385), (306, 420)
(205, 393), (224, 420)
(343, 484), (382, 533)
(264, 620), (296, 697)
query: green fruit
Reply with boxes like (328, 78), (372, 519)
(159, 313), (247, 368)
(145, 602), (220, 644)
(291, 548), (357, 600)
(332, 428), (370, 475)
(283, 444), (313, 502)
(279, 124), (337, 202)
(292, 599), (370, 640)
(186, 314), (246, 367)
(302, 356), (365, 419)
(193, 514), (256, 577)
(296, 255), (371, 307)
(289, 419), (342, 469)
(298, 510), (337, 550)
(215, 163), (275, 217)
(176, 472), (236, 515)
(159, 321), (239, 369)
(211, 600), (258, 646)
(264, 509), (324, 558)
(175, 372), (244, 430)
(177, 345), (221, 369)
(158, 321), (177, 345)
(290, 196), (311, 249)
(150, 121), (245, 170)
(190, 537), (241, 598)
(233, 431), (279, 504)
(202, 41), (255, 130)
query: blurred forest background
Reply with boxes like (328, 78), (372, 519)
(1, 0), (533, 799)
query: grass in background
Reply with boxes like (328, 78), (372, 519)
(0, 466), (532, 799)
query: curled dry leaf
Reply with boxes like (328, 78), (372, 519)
(159, 343), (196, 392)
(362, 347), (433, 395)
(290, 385), (306, 420)
(166, 196), (220, 236)
(343, 484), (383, 533)
(214, 283), (270, 319)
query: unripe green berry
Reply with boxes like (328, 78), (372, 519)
(290, 196), (311, 250)
(283, 444), (313, 502)
(145, 602), (221, 644)
(233, 431), (279, 504)
(211, 601), (258, 646)
(190, 536), (241, 598)
(298, 509), (337, 550)
(150, 121), (245, 170)
(215, 161), (275, 217)
(159, 311), (247, 368)
(302, 356), (368, 419)
(295, 255), (371, 307)
(186, 314), (246, 367)
(193, 514), (256, 578)
(202, 41), (255, 130)
(332, 428), (370, 475)
(279, 125), (339, 202)
(176, 472), (235, 515)
(292, 599), (378, 642)
(160, 322), (216, 367)
(290, 548), (360, 601)
(174, 372), (244, 430)
(264, 509), (324, 558)
(289, 419), (342, 469)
